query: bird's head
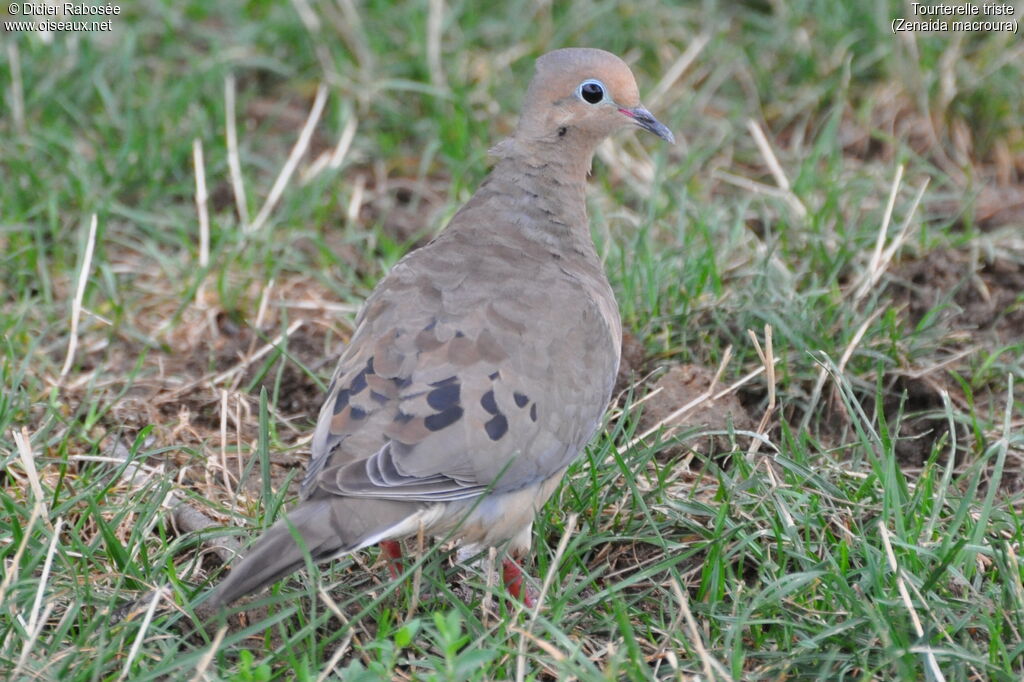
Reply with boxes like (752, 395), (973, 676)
(514, 47), (674, 148)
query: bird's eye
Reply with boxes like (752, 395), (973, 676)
(579, 79), (605, 104)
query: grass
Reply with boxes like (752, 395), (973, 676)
(2, 0), (1023, 679)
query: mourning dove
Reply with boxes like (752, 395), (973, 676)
(208, 47), (673, 608)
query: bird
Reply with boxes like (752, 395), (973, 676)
(207, 47), (673, 609)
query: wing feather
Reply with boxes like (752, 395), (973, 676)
(301, 230), (619, 502)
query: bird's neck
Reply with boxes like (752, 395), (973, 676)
(473, 137), (599, 258)
(493, 131), (601, 185)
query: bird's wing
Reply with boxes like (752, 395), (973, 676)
(302, 230), (619, 502)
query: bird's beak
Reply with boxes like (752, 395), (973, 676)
(619, 106), (675, 144)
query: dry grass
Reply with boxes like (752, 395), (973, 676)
(2, 1), (1023, 679)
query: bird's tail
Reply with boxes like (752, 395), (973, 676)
(206, 496), (419, 608)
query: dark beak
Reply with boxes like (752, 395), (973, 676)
(620, 106), (675, 144)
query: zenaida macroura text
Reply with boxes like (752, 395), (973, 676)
(208, 47), (673, 609)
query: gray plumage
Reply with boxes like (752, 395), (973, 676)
(208, 47), (672, 608)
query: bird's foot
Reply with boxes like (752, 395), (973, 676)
(380, 539), (404, 579)
(501, 557), (537, 608)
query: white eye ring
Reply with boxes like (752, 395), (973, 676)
(578, 79), (606, 104)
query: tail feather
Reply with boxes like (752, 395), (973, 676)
(207, 497), (419, 608)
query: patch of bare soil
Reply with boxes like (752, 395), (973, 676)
(614, 330), (648, 396)
(99, 326), (328, 495)
(169, 316), (332, 493)
(881, 247), (1024, 486)
(929, 185), (1024, 231)
(891, 248), (1024, 345)
(832, 87), (1024, 232)
(359, 173), (451, 247)
(590, 538), (695, 592)
(881, 374), (952, 469)
(637, 364), (756, 459)
(53, 268), (352, 518)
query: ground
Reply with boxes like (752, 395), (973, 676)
(1, 1), (1023, 680)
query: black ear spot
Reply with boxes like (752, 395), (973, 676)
(513, 392), (529, 408)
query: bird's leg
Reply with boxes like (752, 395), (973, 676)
(380, 539), (404, 579)
(501, 556), (537, 608)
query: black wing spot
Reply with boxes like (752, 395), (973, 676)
(485, 414), (508, 441)
(430, 375), (458, 387)
(333, 389), (351, 414)
(365, 357), (375, 374)
(395, 411), (415, 424)
(392, 376), (413, 389)
(489, 371), (500, 381)
(370, 390), (389, 404)
(350, 369), (368, 394)
(425, 406), (463, 431)
(455, 330), (465, 338)
(350, 406), (368, 420)
(427, 382), (461, 411)
(530, 403), (537, 422)
(480, 390), (498, 415)
(513, 392), (529, 408)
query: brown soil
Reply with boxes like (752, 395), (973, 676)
(360, 174), (451, 247)
(882, 246), (1023, 482)
(891, 247), (1024, 345)
(637, 364), (756, 459)
(615, 330), (649, 396)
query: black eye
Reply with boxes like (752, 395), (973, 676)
(579, 80), (605, 104)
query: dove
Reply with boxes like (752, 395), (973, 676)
(208, 47), (673, 609)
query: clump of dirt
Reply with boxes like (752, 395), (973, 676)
(830, 86), (1024, 232)
(890, 248), (1024, 344)
(881, 246), (1023, 483)
(265, 331), (334, 417)
(162, 312), (328, 436)
(242, 85), (336, 165)
(182, 321), (329, 495)
(64, 266), (349, 506)
(589, 538), (699, 594)
(359, 174), (451, 247)
(928, 185), (1024, 231)
(882, 374), (952, 469)
(615, 330), (648, 396)
(637, 364), (756, 458)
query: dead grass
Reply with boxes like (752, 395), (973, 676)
(3, 1), (1024, 679)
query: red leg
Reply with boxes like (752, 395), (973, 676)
(501, 557), (537, 608)
(380, 539), (404, 579)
